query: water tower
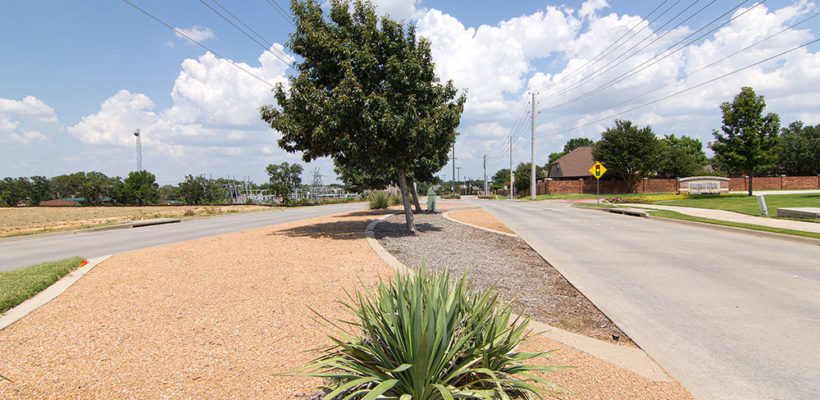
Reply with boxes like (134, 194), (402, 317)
(133, 129), (142, 171)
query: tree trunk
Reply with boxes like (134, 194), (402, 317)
(748, 175), (753, 196)
(408, 178), (422, 213)
(397, 170), (416, 233)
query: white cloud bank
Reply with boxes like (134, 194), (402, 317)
(0, 96), (57, 145)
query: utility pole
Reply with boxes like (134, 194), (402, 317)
(531, 92), (536, 200)
(451, 143), (456, 193)
(483, 154), (487, 195)
(509, 136), (514, 200)
(456, 166), (462, 195)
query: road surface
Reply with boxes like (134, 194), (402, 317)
(0, 202), (365, 272)
(472, 199), (820, 400)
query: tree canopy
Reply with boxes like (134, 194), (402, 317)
(117, 170), (160, 206)
(266, 162), (303, 204)
(260, 0), (465, 231)
(592, 120), (661, 193)
(710, 86), (780, 195)
(513, 162), (546, 194)
(656, 134), (707, 178)
(777, 121), (819, 176)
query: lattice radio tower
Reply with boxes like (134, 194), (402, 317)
(133, 129), (143, 171)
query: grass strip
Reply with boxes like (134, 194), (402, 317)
(649, 210), (820, 240)
(0, 256), (84, 314)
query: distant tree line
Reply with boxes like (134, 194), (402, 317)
(493, 86), (819, 195)
(0, 171), (160, 207)
(0, 161), (360, 207)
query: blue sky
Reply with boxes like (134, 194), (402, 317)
(2, 0), (819, 185)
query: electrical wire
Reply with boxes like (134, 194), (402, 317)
(530, 0), (674, 95)
(535, 37), (820, 140)
(538, 0), (764, 113)
(266, 0), (296, 27)
(198, 0), (292, 65)
(121, 0), (279, 88)
(536, 0), (722, 106)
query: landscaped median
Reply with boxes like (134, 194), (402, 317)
(0, 208), (692, 399)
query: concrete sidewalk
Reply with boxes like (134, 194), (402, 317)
(634, 204), (820, 234)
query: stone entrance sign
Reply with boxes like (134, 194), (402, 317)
(678, 176), (730, 195)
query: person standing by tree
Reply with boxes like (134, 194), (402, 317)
(710, 87), (780, 196)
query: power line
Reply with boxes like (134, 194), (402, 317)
(575, 11), (820, 118)
(266, 0), (296, 27)
(121, 0), (279, 88)
(198, 0), (292, 65)
(538, 0), (763, 113)
(536, 0), (720, 106)
(535, 37), (820, 140)
(530, 0), (675, 95)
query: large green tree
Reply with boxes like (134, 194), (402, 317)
(490, 168), (510, 191)
(710, 87), (780, 195)
(777, 121), (820, 176)
(117, 170), (160, 206)
(657, 134), (707, 178)
(513, 162), (546, 194)
(592, 120), (661, 193)
(261, 0), (465, 232)
(266, 162), (303, 205)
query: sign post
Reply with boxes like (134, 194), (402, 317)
(588, 161), (607, 205)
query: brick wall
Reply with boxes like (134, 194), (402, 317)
(539, 175), (819, 196)
(730, 176), (820, 191)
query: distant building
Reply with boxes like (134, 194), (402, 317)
(39, 199), (80, 207)
(548, 146), (594, 179)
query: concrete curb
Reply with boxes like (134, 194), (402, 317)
(364, 215), (671, 382)
(0, 255), (111, 331)
(650, 215), (820, 246)
(0, 218), (183, 243)
(574, 205), (820, 245)
(442, 210), (518, 237)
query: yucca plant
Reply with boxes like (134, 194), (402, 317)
(368, 190), (390, 209)
(301, 267), (565, 399)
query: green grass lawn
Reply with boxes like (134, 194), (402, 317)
(658, 192), (820, 217)
(0, 256), (84, 314)
(649, 210), (820, 240)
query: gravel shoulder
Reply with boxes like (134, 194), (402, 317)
(0, 208), (692, 399)
(375, 210), (631, 345)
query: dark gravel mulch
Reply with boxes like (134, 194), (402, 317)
(375, 211), (631, 345)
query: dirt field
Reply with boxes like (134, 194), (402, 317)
(0, 208), (692, 399)
(0, 205), (271, 237)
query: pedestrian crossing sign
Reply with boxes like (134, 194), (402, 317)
(589, 162), (606, 179)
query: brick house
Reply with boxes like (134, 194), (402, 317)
(547, 146), (594, 179)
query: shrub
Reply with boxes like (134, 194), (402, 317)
(301, 267), (564, 399)
(368, 190), (390, 209)
(442, 193), (461, 199)
(388, 193), (402, 206)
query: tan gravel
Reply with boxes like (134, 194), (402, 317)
(0, 208), (692, 399)
(445, 208), (515, 234)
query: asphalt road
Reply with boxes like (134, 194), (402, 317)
(0, 202), (365, 272)
(472, 199), (820, 400)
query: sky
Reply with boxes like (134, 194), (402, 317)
(2, 0), (819, 186)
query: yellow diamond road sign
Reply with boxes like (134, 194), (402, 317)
(589, 162), (606, 179)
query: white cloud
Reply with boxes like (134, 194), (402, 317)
(371, 0), (425, 21)
(0, 96), (58, 145)
(579, 0), (609, 20)
(174, 26), (216, 45)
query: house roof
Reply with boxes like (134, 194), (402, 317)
(548, 146), (594, 178)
